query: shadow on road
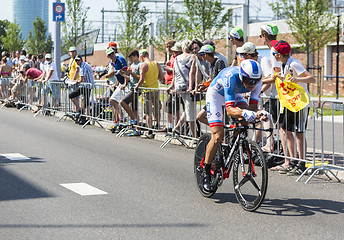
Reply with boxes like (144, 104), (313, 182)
(0, 157), (54, 201)
(257, 198), (344, 216)
(0, 155), (45, 166)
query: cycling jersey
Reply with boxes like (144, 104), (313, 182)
(206, 66), (262, 127)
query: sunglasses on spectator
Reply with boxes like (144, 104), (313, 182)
(228, 36), (234, 40)
(272, 52), (279, 55)
(199, 53), (205, 56)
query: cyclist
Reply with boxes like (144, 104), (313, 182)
(203, 59), (270, 191)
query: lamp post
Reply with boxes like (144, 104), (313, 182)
(336, 13), (340, 99)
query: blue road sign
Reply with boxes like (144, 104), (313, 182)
(53, 3), (65, 22)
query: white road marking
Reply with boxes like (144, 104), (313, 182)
(60, 183), (108, 196)
(1, 153), (31, 161)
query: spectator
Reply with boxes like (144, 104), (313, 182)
(135, 49), (164, 132)
(196, 44), (227, 125)
(12, 51), (20, 69)
(167, 40), (197, 137)
(108, 41), (125, 59)
(67, 46), (79, 81)
(120, 49), (141, 125)
(37, 54), (60, 107)
(2, 51), (13, 68)
(104, 47), (128, 123)
(37, 54), (45, 72)
(189, 39), (209, 93)
(21, 62), (41, 105)
(203, 40), (229, 68)
(236, 42), (275, 152)
(27, 53), (35, 68)
(69, 55), (94, 124)
(159, 39), (180, 133)
(0, 57), (12, 99)
(269, 40), (315, 175)
(228, 27), (245, 66)
(260, 24), (281, 73)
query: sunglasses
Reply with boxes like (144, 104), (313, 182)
(272, 52), (279, 56)
(199, 53), (205, 56)
(241, 75), (259, 85)
(228, 36), (234, 40)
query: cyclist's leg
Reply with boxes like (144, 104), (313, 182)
(204, 126), (224, 165)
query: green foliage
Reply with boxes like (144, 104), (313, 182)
(270, 0), (337, 69)
(62, 0), (90, 54)
(181, 0), (231, 40)
(116, 0), (149, 57)
(153, 8), (188, 56)
(0, 20), (10, 53)
(0, 21), (25, 53)
(26, 17), (53, 55)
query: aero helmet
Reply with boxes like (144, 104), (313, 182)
(239, 59), (262, 85)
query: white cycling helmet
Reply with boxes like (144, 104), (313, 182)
(239, 59), (262, 85)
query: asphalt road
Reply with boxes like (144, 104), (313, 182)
(0, 107), (343, 239)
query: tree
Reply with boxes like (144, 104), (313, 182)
(26, 17), (53, 54)
(271, 0), (336, 70)
(181, 0), (232, 40)
(0, 20), (10, 54)
(153, 8), (189, 58)
(0, 21), (25, 53)
(116, 0), (149, 57)
(62, 0), (89, 54)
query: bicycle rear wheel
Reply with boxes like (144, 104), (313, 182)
(233, 140), (268, 211)
(194, 133), (218, 197)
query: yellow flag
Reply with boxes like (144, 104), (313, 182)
(275, 74), (309, 112)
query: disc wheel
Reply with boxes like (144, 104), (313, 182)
(194, 133), (218, 198)
(233, 140), (268, 211)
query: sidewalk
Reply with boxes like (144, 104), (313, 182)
(311, 97), (344, 123)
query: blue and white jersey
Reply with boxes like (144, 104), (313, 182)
(206, 66), (262, 127)
(209, 66), (262, 107)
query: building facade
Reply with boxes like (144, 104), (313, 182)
(12, 0), (49, 39)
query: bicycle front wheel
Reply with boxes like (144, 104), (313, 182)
(233, 140), (268, 211)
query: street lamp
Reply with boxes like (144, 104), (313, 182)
(336, 13), (340, 99)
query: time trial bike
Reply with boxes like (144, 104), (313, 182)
(194, 120), (272, 211)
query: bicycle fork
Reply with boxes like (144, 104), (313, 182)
(239, 141), (256, 178)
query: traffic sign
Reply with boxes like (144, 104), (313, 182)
(53, 2), (65, 22)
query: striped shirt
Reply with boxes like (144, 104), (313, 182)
(79, 61), (94, 88)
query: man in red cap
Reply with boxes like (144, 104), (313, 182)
(268, 40), (315, 175)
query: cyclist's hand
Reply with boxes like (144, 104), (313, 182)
(242, 109), (256, 123)
(257, 110), (271, 122)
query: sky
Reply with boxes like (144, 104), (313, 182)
(0, 0), (274, 39)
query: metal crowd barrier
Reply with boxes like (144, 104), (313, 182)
(2, 76), (343, 183)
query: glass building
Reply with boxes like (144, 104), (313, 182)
(12, 0), (49, 39)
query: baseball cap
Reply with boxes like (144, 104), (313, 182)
(199, 45), (214, 54)
(236, 42), (256, 54)
(203, 40), (215, 47)
(19, 55), (27, 61)
(22, 63), (31, 69)
(45, 53), (52, 59)
(74, 55), (82, 61)
(229, 27), (244, 39)
(171, 42), (182, 52)
(108, 41), (118, 49)
(271, 40), (291, 55)
(106, 48), (115, 55)
(139, 49), (148, 55)
(69, 46), (77, 52)
(260, 24), (278, 36)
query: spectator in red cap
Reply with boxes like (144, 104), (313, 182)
(268, 40), (315, 175)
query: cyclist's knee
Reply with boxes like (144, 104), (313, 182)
(212, 131), (224, 145)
